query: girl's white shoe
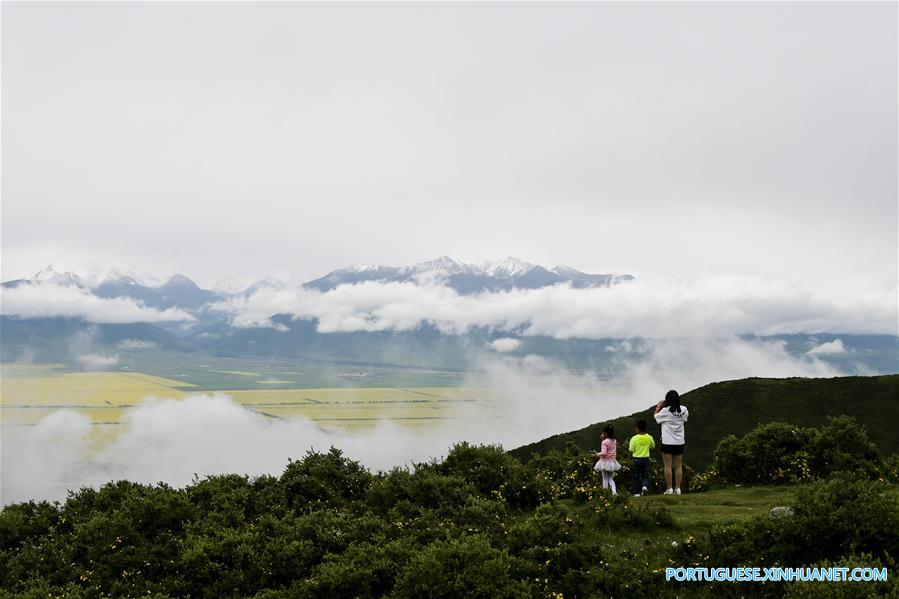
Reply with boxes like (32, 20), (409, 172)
(675, 488), (682, 495)
(663, 488), (674, 495)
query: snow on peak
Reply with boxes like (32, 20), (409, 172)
(483, 257), (536, 278)
(97, 268), (159, 288)
(345, 264), (393, 274)
(31, 265), (84, 287)
(399, 256), (471, 276)
(31, 265), (60, 281)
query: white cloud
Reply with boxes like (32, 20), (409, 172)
(0, 282), (195, 323)
(489, 338), (523, 353)
(1, 336), (845, 504)
(806, 339), (847, 355)
(212, 275), (897, 339)
(77, 353), (119, 370)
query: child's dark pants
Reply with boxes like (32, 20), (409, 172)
(632, 457), (650, 494)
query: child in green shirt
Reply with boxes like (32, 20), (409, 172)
(629, 420), (655, 496)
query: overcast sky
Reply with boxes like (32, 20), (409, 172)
(2, 2), (896, 287)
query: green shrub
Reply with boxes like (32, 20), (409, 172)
(709, 417), (888, 486)
(781, 553), (897, 599)
(393, 535), (532, 598)
(366, 468), (476, 515)
(0, 501), (60, 553)
(280, 448), (372, 512)
(439, 443), (518, 495)
(506, 503), (580, 555)
(498, 463), (554, 509)
(713, 422), (815, 484)
(453, 496), (508, 538)
(588, 492), (675, 531)
(807, 416), (885, 480)
(525, 444), (596, 500)
(293, 539), (415, 599)
(883, 454), (899, 483)
(187, 474), (288, 526)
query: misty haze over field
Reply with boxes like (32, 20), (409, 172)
(1, 2), (896, 503)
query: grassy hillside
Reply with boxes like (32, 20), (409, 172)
(510, 375), (899, 469)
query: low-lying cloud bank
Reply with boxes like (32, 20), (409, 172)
(213, 275), (897, 338)
(1, 336), (846, 505)
(1, 283), (194, 323)
(76, 353), (120, 370)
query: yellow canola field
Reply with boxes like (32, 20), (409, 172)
(229, 387), (499, 428)
(0, 371), (496, 429)
(1, 372), (191, 405)
(231, 387), (500, 427)
(1, 372), (191, 425)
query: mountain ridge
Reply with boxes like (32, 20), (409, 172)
(508, 374), (899, 469)
(302, 256), (632, 294)
(3, 257), (633, 305)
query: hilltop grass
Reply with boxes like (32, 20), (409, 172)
(639, 485), (799, 529)
(510, 375), (899, 470)
(543, 485), (803, 589)
(571, 485), (800, 553)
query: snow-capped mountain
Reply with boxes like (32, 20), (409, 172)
(482, 257), (535, 279)
(303, 256), (632, 294)
(2, 258), (632, 315)
(396, 256), (480, 277)
(3, 266), (224, 314)
(1, 265), (86, 289)
(31, 265), (85, 287)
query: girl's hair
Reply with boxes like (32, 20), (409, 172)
(665, 389), (681, 415)
(602, 424), (615, 439)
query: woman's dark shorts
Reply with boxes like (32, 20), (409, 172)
(661, 443), (685, 455)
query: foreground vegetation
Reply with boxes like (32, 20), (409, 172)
(2, 413), (898, 598)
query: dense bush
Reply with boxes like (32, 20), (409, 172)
(710, 417), (888, 486)
(3, 441), (895, 598)
(807, 416), (887, 480)
(280, 448), (372, 511)
(439, 442), (516, 495)
(0, 444), (677, 598)
(713, 422), (815, 484)
(393, 535), (532, 598)
(366, 468), (476, 515)
(781, 553), (898, 599)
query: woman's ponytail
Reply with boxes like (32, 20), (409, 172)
(665, 389), (681, 415)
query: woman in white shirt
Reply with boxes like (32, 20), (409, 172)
(654, 389), (689, 495)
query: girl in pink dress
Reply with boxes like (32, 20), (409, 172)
(592, 424), (621, 495)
